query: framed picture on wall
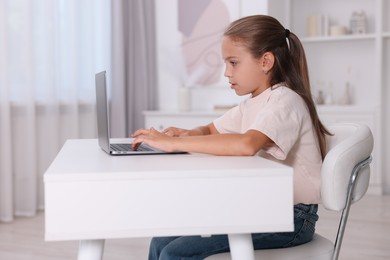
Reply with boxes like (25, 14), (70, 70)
(156, 0), (268, 110)
(178, 0), (241, 87)
(157, 0), (242, 88)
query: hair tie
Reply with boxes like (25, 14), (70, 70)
(285, 29), (290, 38)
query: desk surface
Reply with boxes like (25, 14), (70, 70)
(44, 139), (293, 241)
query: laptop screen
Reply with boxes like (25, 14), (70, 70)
(95, 71), (111, 153)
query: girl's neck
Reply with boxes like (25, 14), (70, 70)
(251, 83), (272, 97)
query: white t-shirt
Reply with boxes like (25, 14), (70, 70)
(213, 84), (322, 204)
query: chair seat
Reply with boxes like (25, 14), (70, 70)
(204, 234), (334, 260)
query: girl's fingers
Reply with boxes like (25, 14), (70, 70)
(132, 128), (153, 137)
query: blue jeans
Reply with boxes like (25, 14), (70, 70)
(148, 204), (318, 260)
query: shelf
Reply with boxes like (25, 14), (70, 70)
(143, 110), (225, 117)
(301, 33), (376, 43)
(316, 105), (377, 113)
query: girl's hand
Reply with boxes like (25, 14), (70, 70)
(131, 127), (177, 152)
(163, 127), (190, 137)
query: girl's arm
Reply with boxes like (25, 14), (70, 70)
(163, 123), (219, 137)
(131, 127), (272, 156)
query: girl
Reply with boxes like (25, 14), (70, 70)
(132, 15), (330, 260)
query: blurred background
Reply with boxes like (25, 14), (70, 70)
(0, 0), (389, 259)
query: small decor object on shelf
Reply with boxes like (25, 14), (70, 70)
(324, 83), (334, 105)
(306, 15), (329, 37)
(338, 82), (353, 105)
(307, 15), (319, 37)
(178, 86), (191, 112)
(350, 11), (368, 34)
(330, 25), (347, 36)
(316, 90), (325, 105)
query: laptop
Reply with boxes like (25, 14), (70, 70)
(95, 71), (186, 155)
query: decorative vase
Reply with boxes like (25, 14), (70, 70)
(178, 87), (191, 111)
(339, 82), (352, 105)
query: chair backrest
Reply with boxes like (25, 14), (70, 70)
(321, 123), (374, 211)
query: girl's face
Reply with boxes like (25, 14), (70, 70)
(221, 36), (270, 97)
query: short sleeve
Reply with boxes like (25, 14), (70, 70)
(213, 105), (242, 134)
(250, 91), (304, 160)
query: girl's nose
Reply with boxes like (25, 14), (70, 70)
(224, 67), (231, 78)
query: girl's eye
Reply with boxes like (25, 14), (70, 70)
(230, 61), (237, 66)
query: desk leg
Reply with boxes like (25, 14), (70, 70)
(228, 234), (255, 260)
(78, 239), (105, 260)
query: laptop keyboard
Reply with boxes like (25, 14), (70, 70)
(110, 143), (154, 152)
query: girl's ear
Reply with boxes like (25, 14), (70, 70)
(261, 52), (275, 74)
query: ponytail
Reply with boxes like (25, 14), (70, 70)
(285, 32), (331, 159)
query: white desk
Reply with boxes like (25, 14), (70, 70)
(44, 139), (293, 260)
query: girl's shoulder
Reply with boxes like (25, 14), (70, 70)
(267, 84), (309, 115)
(243, 83), (305, 110)
(269, 84), (302, 102)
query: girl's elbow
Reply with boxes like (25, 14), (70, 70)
(240, 144), (259, 156)
(245, 149), (259, 156)
(239, 136), (262, 156)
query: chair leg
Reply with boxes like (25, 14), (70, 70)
(332, 156), (372, 260)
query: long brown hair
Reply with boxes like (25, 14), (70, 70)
(224, 15), (331, 159)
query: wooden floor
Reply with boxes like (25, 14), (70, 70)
(0, 194), (389, 260)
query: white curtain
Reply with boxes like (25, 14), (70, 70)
(0, 0), (111, 222)
(110, 0), (158, 136)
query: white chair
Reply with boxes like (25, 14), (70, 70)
(205, 123), (374, 260)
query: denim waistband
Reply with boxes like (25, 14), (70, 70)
(294, 203), (318, 213)
(294, 203), (319, 224)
